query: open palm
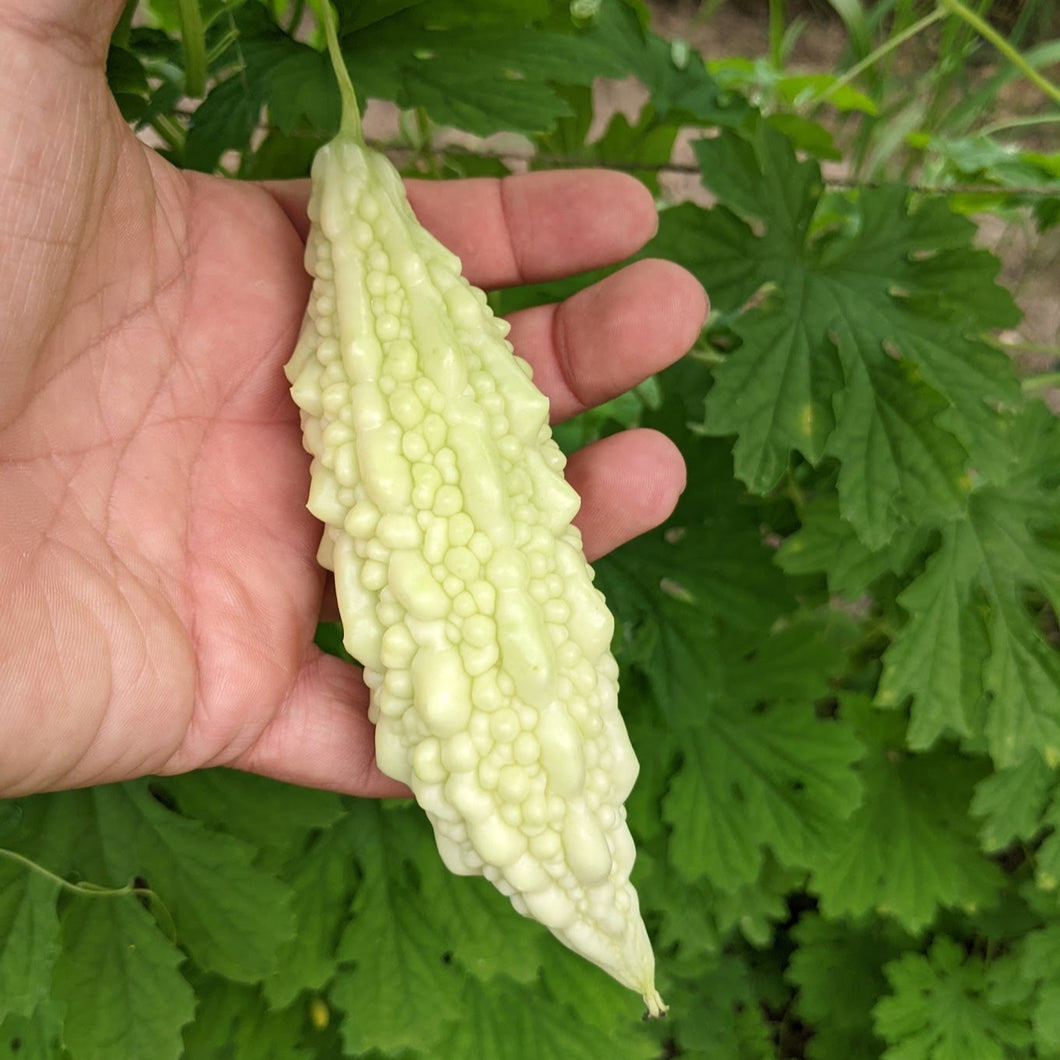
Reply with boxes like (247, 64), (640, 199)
(0, 3), (706, 797)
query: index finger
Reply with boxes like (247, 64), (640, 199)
(260, 167), (659, 290)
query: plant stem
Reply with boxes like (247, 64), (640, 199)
(177, 0), (208, 98)
(113, 0), (137, 48)
(151, 113), (187, 153)
(810, 7), (948, 105)
(768, 0), (786, 69)
(1021, 371), (1060, 394)
(980, 113), (1060, 137)
(317, 0), (362, 142)
(0, 847), (139, 899)
(0, 847), (180, 940)
(939, 0), (1060, 110)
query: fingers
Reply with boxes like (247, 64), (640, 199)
(405, 169), (659, 288)
(263, 168), (659, 289)
(567, 429), (687, 561)
(229, 649), (410, 799)
(510, 258), (709, 423)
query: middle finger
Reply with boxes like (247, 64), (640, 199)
(504, 258), (708, 424)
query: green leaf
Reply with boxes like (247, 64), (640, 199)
(0, 856), (59, 1021)
(766, 112), (841, 160)
(777, 495), (927, 599)
(873, 937), (1032, 1060)
(331, 802), (464, 1056)
(234, 6), (341, 136)
(664, 953), (775, 1059)
(787, 913), (908, 1060)
(537, 938), (655, 1040)
(181, 978), (313, 1060)
(445, 972), (657, 1060)
(539, 934), (662, 1046)
(184, 75), (261, 172)
(659, 124), (1020, 540)
(825, 331), (970, 549)
(14, 783), (297, 984)
(0, 1000), (65, 1060)
(695, 117), (822, 234)
(416, 852), (545, 986)
(601, 516), (793, 678)
(536, 96), (679, 197)
(1030, 982), (1060, 1056)
(662, 625), (863, 891)
(154, 770), (346, 860)
(262, 809), (363, 1008)
(812, 699), (1000, 932)
(640, 852), (726, 961)
(982, 598), (1060, 769)
(1016, 924), (1060, 1054)
(52, 897), (195, 1060)
(649, 852), (801, 959)
(1032, 792), (1060, 891)
(106, 44), (150, 122)
(580, 0), (740, 126)
(338, 0), (434, 32)
(352, 0), (554, 31)
(346, 25), (624, 137)
(969, 757), (1055, 852)
(663, 698), (862, 891)
(776, 72), (878, 114)
(589, 106), (680, 195)
(599, 424), (795, 669)
(264, 48), (341, 136)
(239, 127), (324, 180)
(106, 783), (297, 983)
(876, 523), (989, 746)
(877, 408), (1060, 767)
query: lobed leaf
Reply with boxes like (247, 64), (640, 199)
(0, 1001), (65, 1060)
(662, 953), (776, 1060)
(11, 783), (297, 985)
(787, 913), (909, 1060)
(445, 971), (657, 1060)
(878, 407), (1060, 768)
(663, 696), (862, 891)
(969, 756), (1055, 853)
(52, 897), (195, 1060)
(181, 978), (314, 1060)
(654, 123), (1021, 549)
(873, 937), (1031, 1060)
(812, 698), (1000, 932)
(261, 810), (363, 1008)
(331, 803), (464, 1056)
(0, 856), (59, 1022)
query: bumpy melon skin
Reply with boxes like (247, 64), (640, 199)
(285, 133), (665, 1017)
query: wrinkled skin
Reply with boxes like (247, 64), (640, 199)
(0, 1), (708, 797)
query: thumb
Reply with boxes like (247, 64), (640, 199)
(0, 1), (127, 57)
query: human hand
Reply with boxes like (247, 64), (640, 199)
(0, 2), (707, 798)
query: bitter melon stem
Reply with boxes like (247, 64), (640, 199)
(318, 0), (363, 144)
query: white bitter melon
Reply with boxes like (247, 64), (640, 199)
(285, 4), (665, 1017)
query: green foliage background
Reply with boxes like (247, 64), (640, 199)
(5, 0), (1060, 1056)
